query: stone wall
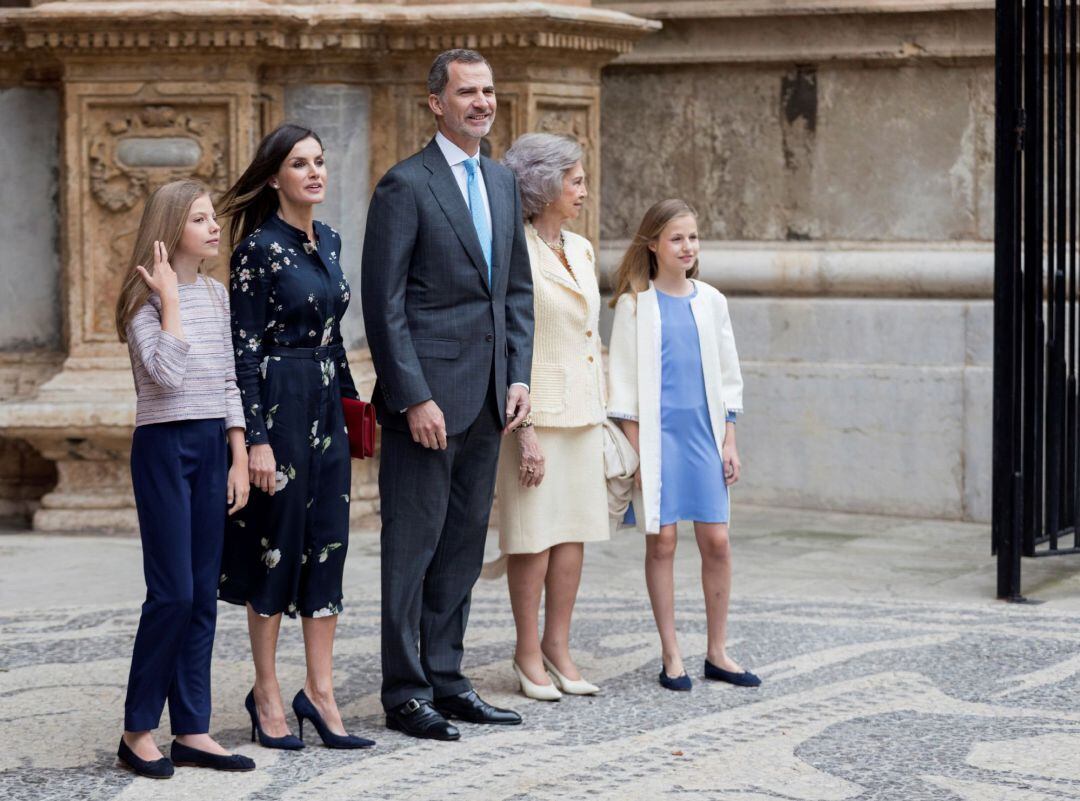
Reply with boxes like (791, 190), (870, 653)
(0, 1), (999, 527)
(600, 62), (993, 242)
(0, 0), (656, 531)
(598, 1), (995, 522)
(0, 87), (61, 350)
(284, 84), (370, 349)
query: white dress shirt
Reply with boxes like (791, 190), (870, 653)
(435, 131), (493, 234)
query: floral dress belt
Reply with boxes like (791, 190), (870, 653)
(267, 344), (345, 361)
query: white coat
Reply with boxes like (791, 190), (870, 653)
(606, 280), (744, 534)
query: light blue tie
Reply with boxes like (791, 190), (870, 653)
(463, 157), (493, 285)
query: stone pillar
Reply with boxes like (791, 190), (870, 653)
(0, 0), (657, 531)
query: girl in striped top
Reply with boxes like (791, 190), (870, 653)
(113, 180), (254, 778)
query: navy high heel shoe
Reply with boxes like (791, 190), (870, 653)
(704, 659), (762, 687)
(245, 689), (305, 750)
(292, 689), (376, 749)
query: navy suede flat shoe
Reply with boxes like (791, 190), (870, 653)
(117, 738), (174, 779)
(170, 740), (256, 771)
(658, 668), (692, 692)
(704, 659), (762, 687)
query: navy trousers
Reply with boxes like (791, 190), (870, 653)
(124, 418), (226, 734)
(378, 380), (504, 711)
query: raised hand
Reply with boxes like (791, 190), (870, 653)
(134, 241), (179, 303)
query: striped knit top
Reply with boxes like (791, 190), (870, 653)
(126, 275), (245, 430)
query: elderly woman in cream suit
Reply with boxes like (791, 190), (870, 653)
(493, 133), (608, 701)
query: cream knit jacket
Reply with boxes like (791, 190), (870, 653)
(524, 224), (607, 428)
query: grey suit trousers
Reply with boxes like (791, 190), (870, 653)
(378, 382), (503, 711)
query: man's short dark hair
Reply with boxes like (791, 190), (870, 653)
(427, 49), (492, 97)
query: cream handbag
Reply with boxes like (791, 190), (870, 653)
(603, 418), (639, 522)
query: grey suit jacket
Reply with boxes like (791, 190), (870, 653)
(360, 138), (534, 436)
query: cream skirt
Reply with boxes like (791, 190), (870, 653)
(495, 423), (610, 555)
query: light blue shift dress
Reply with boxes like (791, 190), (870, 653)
(657, 286), (737, 526)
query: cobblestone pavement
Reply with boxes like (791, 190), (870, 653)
(2, 506), (1080, 801)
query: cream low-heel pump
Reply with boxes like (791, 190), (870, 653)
(542, 654), (600, 695)
(513, 661), (562, 701)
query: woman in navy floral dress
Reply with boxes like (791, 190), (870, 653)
(219, 124), (374, 750)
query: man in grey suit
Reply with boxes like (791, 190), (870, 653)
(361, 49), (534, 741)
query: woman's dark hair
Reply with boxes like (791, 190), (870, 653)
(219, 123), (323, 247)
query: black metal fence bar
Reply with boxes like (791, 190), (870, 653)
(994, 0), (1080, 598)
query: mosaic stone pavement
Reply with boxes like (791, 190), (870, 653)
(3, 583), (1080, 801)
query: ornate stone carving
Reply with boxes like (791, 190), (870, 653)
(88, 105), (226, 213)
(81, 94), (232, 340)
(536, 97), (598, 242)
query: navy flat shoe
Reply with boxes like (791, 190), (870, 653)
(704, 659), (762, 687)
(170, 740), (256, 771)
(293, 689), (376, 749)
(117, 737), (174, 779)
(245, 689), (305, 750)
(658, 668), (692, 692)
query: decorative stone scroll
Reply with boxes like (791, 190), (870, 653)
(535, 95), (599, 241)
(75, 86), (238, 344)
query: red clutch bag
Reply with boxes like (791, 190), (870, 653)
(342, 397), (377, 459)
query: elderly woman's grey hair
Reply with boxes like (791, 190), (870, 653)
(503, 133), (584, 220)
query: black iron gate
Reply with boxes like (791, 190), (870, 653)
(994, 0), (1080, 600)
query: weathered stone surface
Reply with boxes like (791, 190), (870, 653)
(813, 63), (991, 241)
(725, 296), (991, 522)
(601, 65), (788, 240)
(728, 297), (971, 366)
(734, 360), (966, 519)
(0, 87), (61, 350)
(285, 84), (371, 348)
(600, 61), (993, 243)
(963, 364), (991, 522)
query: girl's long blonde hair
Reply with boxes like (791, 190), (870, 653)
(608, 198), (700, 307)
(115, 180), (209, 343)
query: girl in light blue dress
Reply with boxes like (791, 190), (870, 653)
(608, 199), (760, 692)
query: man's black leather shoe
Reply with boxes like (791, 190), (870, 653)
(386, 699), (460, 741)
(433, 690), (522, 725)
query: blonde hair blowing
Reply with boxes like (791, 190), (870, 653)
(608, 198), (700, 308)
(115, 180), (209, 343)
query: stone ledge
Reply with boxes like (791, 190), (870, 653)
(599, 241), (994, 299)
(1, 1), (660, 56)
(600, 0), (992, 64)
(597, 1), (991, 19)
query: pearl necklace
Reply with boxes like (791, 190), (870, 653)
(532, 224), (565, 253)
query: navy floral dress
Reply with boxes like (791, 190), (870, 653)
(219, 214), (358, 618)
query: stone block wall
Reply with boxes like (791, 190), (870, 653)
(598, 1), (995, 522)
(0, 87), (61, 350)
(600, 62), (993, 243)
